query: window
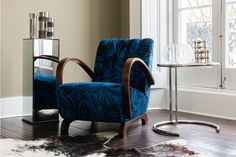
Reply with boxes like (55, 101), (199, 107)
(177, 0), (213, 60)
(142, 0), (169, 88)
(141, 0), (236, 89)
(225, 0), (236, 67)
(175, 0), (236, 89)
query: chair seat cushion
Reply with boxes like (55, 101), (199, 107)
(56, 82), (148, 123)
(34, 73), (58, 109)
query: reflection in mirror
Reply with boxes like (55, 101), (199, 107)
(22, 39), (60, 124)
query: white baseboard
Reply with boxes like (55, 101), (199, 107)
(148, 107), (164, 110)
(178, 87), (236, 121)
(148, 107), (236, 121)
(149, 87), (236, 121)
(178, 109), (236, 121)
(0, 97), (32, 119)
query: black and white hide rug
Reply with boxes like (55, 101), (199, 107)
(0, 132), (198, 157)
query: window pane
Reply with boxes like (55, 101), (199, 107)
(179, 7), (212, 59)
(179, 0), (211, 9)
(226, 0), (236, 3)
(226, 3), (236, 67)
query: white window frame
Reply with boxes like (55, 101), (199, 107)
(221, 0), (236, 89)
(173, 0), (224, 88)
(142, 0), (171, 88)
(141, 0), (236, 89)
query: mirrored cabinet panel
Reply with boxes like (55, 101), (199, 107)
(22, 39), (60, 124)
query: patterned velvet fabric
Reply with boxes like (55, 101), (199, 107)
(34, 73), (58, 109)
(57, 82), (148, 122)
(93, 38), (153, 94)
(57, 38), (153, 123)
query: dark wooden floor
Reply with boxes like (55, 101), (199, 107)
(1, 109), (236, 156)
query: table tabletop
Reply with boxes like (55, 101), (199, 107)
(157, 62), (220, 68)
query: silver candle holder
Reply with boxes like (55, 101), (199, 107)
(29, 12), (55, 39)
(38, 12), (49, 39)
(47, 17), (54, 39)
(29, 13), (37, 38)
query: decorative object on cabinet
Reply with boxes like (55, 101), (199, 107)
(29, 11), (55, 39)
(29, 13), (37, 39)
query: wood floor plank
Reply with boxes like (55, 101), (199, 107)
(1, 109), (236, 156)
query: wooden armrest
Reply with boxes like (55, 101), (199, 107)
(56, 57), (95, 84)
(122, 58), (155, 118)
(33, 55), (59, 63)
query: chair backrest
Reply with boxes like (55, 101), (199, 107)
(93, 38), (153, 94)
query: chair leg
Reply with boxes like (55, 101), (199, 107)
(119, 113), (149, 138)
(119, 123), (129, 138)
(90, 121), (98, 133)
(61, 120), (71, 136)
(141, 113), (148, 125)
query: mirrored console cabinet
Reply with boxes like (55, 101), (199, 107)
(22, 39), (60, 124)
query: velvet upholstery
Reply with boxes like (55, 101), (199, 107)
(93, 39), (153, 93)
(57, 82), (148, 123)
(57, 38), (153, 123)
(34, 73), (58, 109)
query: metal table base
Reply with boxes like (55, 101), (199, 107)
(153, 120), (220, 137)
(153, 65), (220, 136)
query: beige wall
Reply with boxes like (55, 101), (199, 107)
(120, 0), (141, 39)
(120, 0), (129, 38)
(1, 0), (121, 97)
(129, 0), (141, 38)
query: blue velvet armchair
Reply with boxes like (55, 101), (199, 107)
(56, 38), (154, 137)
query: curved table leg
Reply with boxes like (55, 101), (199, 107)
(153, 120), (220, 137)
(153, 121), (179, 136)
(177, 120), (220, 133)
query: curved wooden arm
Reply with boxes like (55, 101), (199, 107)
(56, 57), (95, 84)
(34, 55), (59, 63)
(122, 58), (155, 118)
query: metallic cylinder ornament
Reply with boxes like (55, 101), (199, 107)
(47, 17), (54, 39)
(29, 13), (37, 38)
(38, 12), (49, 39)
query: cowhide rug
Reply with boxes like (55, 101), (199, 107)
(0, 132), (198, 157)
